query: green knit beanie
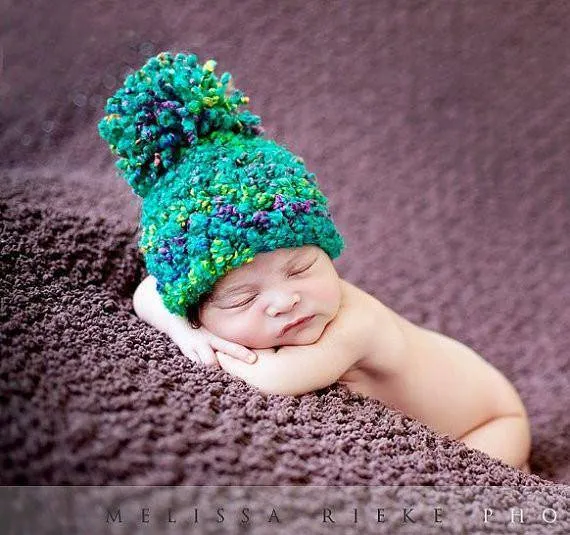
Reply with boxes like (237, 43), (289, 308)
(98, 51), (345, 316)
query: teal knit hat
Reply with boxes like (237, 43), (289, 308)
(99, 51), (344, 316)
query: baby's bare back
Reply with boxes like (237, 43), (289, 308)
(337, 281), (527, 440)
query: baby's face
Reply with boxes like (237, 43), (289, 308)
(200, 245), (342, 349)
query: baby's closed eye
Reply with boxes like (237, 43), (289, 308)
(287, 260), (315, 277)
(227, 294), (257, 308)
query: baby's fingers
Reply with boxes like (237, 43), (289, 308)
(196, 342), (220, 368)
(216, 351), (255, 380)
(209, 337), (257, 364)
(172, 336), (200, 363)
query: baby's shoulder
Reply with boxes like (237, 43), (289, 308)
(306, 280), (377, 362)
(338, 279), (408, 373)
(338, 279), (387, 326)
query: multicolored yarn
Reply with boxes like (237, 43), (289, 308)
(99, 51), (344, 316)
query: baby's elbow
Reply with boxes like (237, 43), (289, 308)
(132, 282), (146, 319)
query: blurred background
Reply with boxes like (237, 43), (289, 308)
(2, 0), (569, 481)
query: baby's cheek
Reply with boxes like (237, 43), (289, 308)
(236, 323), (276, 349)
(311, 278), (341, 314)
(216, 316), (249, 343)
(217, 314), (273, 348)
(201, 311), (241, 342)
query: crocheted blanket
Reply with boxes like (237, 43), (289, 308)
(1, 169), (568, 492)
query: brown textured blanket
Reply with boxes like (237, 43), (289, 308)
(2, 165), (567, 486)
(1, 0), (569, 531)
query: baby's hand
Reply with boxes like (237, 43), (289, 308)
(132, 275), (257, 368)
(169, 323), (257, 368)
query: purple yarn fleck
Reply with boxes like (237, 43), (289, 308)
(158, 100), (179, 110)
(273, 194), (285, 210)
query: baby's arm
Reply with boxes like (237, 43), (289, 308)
(133, 275), (187, 336)
(133, 275), (256, 366)
(216, 331), (361, 396)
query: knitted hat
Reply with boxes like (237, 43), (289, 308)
(99, 51), (344, 316)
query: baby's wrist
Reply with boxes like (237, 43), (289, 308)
(135, 275), (192, 337)
(167, 314), (193, 338)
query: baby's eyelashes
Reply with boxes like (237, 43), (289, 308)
(286, 257), (317, 277)
(287, 265), (311, 277)
(220, 294), (258, 309)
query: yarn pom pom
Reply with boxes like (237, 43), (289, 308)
(98, 51), (264, 197)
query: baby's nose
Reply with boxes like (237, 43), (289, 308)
(266, 292), (300, 317)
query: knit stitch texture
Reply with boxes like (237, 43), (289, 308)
(98, 52), (344, 314)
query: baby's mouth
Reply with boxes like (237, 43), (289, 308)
(280, 315), (316, 336)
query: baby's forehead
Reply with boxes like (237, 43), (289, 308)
(216, 246), (318, 287)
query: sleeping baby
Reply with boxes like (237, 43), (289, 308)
(133, 247), (531, 474)
(99, 51), (531, 474)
